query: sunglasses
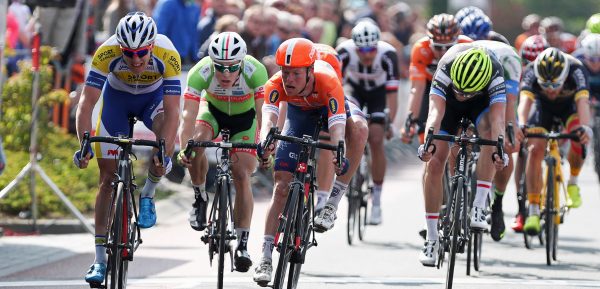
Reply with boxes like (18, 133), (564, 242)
(214, 62), (242, 73)
(538, 80), (563, 89)
(430, 40), (456, 51)
(452, 86), (482, 99)
(121, 45), (152, 58)
(357, 46), (377, 53)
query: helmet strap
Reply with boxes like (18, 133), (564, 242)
(298, 66), (313, 96)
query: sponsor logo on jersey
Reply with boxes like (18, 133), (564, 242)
(329, 98), (338, 114)
(269, 90), (280, 103)
(242, 136), (250, 141)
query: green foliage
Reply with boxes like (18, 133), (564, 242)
(510, 0), (600, 33)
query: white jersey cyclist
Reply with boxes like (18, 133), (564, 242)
(473, 40), (522, 97)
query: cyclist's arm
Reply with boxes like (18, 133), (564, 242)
(575, 90), (592, 127)
(382, 49), (400, 123)
(424, 94), (446, 138)
(489, 100), (506, 141)
(255, 97), (264, 133)
(179, 98), (200, 147)
(517, 91), (534, 126)
(76, 85), (102, 141)
(506, 91), (518, 126)
(407, 79), (426, 120)
(161, 94), (180, 155)
(260, 80), (283, 143)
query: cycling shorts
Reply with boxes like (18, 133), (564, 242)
(93, 83), (163, 159)
(196, 102), (257, 155)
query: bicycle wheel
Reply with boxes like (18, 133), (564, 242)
(108, 182), (125, 289)
(545, 165), (555, 266)
(593, 122), (600, 182)
(358, 158), (370, 241)
(288, 188), (312, 289)
(446, 177), (464, 289)
(273, 184), (300, 289)
(466, 232), (472, 276)
(216, 176), (230, 289)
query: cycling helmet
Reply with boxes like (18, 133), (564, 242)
(580, 33), (600, 60)
(520, 35), (549, 64)
(460, 13), (492, 40)
(275, 38), (317, 68)
(586, 13), (600, 34)
(455, 6), (484, 24)
(534, 47), (569, 85)
(115, 12), (157, 49)
(208, 32), (247, 62)
(540, 16), (564, 34)
(427, 13), (460, 42)
(450, 47), (492, 93)
(351, 20), (381, 48)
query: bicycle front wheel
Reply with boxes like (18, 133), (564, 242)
(545, 165), (555, 266)
(107, 182), (125, 289)
(288, 187), (312, 289)
(446, 177), (463, 289)
(217, 176), (230, 289)
(347, 179), (359, 245)
(273, 184), (300, 289)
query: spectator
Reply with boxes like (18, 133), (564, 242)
(387, 1), (413, 46)
(153, 0), (200, 64)
(225, 0), (244, 18)
(103, 0), (131, 34)
(8, 0), (31, 48)
(197, 14), (240, 59)
(306, 17), (325, 43)
(240, 4), (268, 60)
(301, 0), (317, 22)
(197, 0), (229, 51)
(316, 0), (339, 46)
(353, 0), (387, 27)
(514, 13), (540, 51)
(540, 16), (576, 53)
(262, 7), (279, 45)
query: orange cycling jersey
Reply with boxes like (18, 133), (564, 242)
(315, 43), (343, 82)
(409, 35), (472, 81)
(263, 60), (347, 129)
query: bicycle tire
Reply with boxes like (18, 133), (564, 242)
(347, 179), (358, 245)
(446, 177), (464, 289)
(288, 188), (312, 289)
(273, 184), (300, 289)
(473, 231), (482, 271)
(358, 159), (369, 241)
(545, 165), (555, 266)
(108, 182), (125, 289)
(466, 232), (472, 276)
(217, 176), (229, 289)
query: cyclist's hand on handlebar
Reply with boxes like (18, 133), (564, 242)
(417, 144), (434, 162)
(385, 124), (395, 140)
(151, 152), (171, 176)
(577, 125), (593, 145)
(73, 149), (94, 169)
(492, 152), (509, 171)
(400, 124), (415, 144)
(256, 142), (275, 169)
(177, 149), (195, 168)
(333, 155), (350, 176)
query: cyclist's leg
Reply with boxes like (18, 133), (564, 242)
(315, 133), (334, 213)
(565, 113), (584, 208)
(85, 84), (132, 283)
(230, 116), (258, 272)
(365, 87), (387, 224)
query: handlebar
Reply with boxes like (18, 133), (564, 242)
(525, 128), (587, 159)
(507, 122), (515, 146)
(184, 139), (258, 156)
(80, 131), (166, 165)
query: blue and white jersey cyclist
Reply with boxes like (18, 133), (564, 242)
(417, 44), (509, 266)
(73, 12), (182, 286)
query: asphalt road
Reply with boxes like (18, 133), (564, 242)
(1, 148), (599, 289)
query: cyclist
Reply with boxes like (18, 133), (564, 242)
(539, 16), (576, 54)
(176, 32), (268, 272)
(458, 12), (510, 44)
(518, 48), (593, 235)
(336, 19), (399, 225)
(401, 13), (471, 144)
(253, 38), (349, 285)
(473, 40), (524, 241)
(454, 6), (484, 25)
(74, 12), (181, 284)
(574, 34), (600, 100)
(578, 13), (600, 45)
(417, 45), (509, 266)
(511, 34), (549, 233)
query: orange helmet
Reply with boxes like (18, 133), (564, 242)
(275, 38), (317, 68)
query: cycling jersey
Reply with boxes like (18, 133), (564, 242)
(336, 39), (399, 92)
(183, 55), (268, 151)
(315, 43), (343, 81)
(263, 60), (347, 172)
(520, 55), (590, 130)
(409, 35), (473, 82)
(184, 55), (268, 115)
(86, 34), (182, 96)
(573, 49), (600, 99)
(431, 43), (507, 135)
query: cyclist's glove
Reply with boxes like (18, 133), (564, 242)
(177, 149), (196, 165)
(155, 153), (173, 175)
(417, 144), (426, 160)
(336, 157), (350, 176)
(492, 152), (509, 167)
(73, 145), (94, 168)
(581, 125), (594, 139)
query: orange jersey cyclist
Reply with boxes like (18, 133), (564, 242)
(253, 38), (352, 286)
(74, 12), (181, 285)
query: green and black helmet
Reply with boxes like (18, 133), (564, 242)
(450, 47), (492, 93)
(534, 47), (568, 86)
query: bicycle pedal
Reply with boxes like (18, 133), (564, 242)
(88, 282), (105, 289)
(290, 251), (304, 264)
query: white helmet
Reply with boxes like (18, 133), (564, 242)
(581, 33), (600, 60)
(208, 32), (247, 62)
(115, 12), (157, 49)
(351, 20), (380, 48)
